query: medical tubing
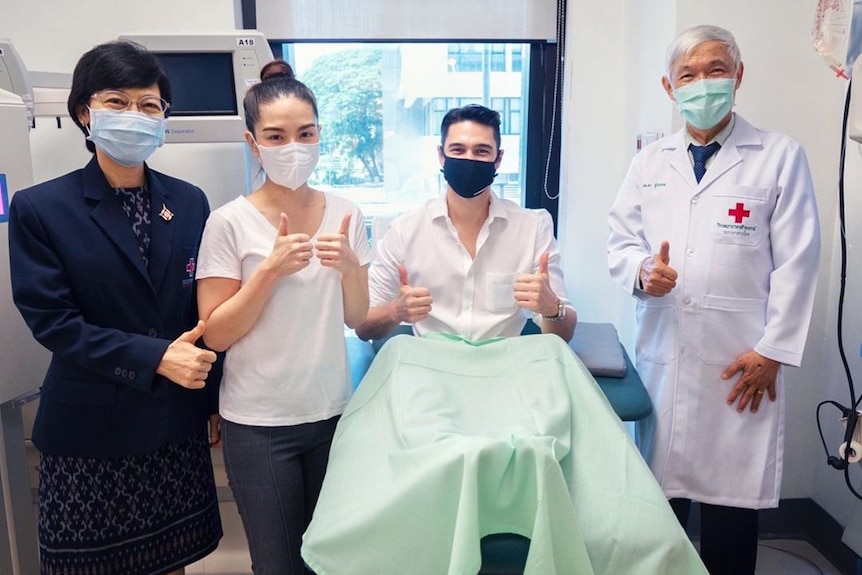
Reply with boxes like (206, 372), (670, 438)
(817, 77), (862, 496)
(839, 79), (857, 416)
(817, 400), (852, 458)
(543, 0), (564, 201)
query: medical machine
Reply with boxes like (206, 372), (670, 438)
(118, 31), (273, 144)
(0, 47), (44, 407)
(0, 44), (43, 574)
(115, 32), (274, 207)
(0, 41), (33, 125)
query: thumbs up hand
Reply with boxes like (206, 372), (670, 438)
(157, 320), (218, 389)
(266, 213), (313, 277)
(391, 264), (433, 324)
(639, 240), (678, 297)
(178, 318), (207, 344)
(315, 213), (360, 273)
(514, 251), (560, 316)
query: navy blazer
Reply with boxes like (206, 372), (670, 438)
(9, 157), (218, 458)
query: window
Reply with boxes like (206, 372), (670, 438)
(267, 41), (559, 227)
(446, 43), (484, 72)
(511, 45), (523, 73)
(490, 97), (522, 136)
(428, 97), (484, 135)
(490, 44), (506, 72)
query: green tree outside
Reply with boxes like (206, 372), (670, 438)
(301, 49), (383, 184)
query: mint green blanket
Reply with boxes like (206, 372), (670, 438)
(302, 334), (706, 575)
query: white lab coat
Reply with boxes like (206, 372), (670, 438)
(607, 114), (820, 509)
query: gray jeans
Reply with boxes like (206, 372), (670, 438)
(222, 415), (339, 575)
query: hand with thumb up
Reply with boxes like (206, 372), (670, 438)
(391, 264), (433, 324)
(315, 213), (360, 273)
(265, 213), (313, 277)
(638, 241), (678, 297)
(514, 251), (560, 316)
(156, 320), (218, 389)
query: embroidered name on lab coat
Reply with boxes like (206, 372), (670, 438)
(716, 202), (757, 239)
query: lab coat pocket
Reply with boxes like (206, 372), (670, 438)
(635, 298), (676, 364)
(697, 295), (766, 366)
(485, 272), (518, 312)
(711, 186), (771, 247)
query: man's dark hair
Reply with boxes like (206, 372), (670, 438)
(440, 104), (501, 149)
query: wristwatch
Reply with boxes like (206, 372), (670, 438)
(543, 299), (566, 322)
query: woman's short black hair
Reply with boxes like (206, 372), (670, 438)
(243, 59), (318, 135)
(67, 41), (171, 152)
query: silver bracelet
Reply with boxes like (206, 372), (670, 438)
(543, 299), (566, 323)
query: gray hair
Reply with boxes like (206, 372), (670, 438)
(664, 25), (741, 78)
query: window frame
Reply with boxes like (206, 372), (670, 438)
(266, 39), (562, 232)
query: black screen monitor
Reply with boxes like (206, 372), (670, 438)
(156, 52), (237, 116)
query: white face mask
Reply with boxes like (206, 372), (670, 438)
(256, 141), (319, 190)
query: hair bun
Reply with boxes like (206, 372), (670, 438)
(260, 59), (295, 82)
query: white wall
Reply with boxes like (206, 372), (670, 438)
(0, 1), (238, 72)
(558, 0), (677, 353)
(561, 0), (855, 527)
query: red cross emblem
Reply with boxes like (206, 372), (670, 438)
(186, 258), (196, 277)
(728, 202), (750, 223)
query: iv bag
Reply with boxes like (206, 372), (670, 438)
(813, 0), (851, 79)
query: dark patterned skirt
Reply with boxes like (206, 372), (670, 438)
(38, 433), (222, 575)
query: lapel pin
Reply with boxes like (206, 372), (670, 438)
(158, 204), (174, 222)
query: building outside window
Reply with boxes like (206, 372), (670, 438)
(271, 42), (531, 222)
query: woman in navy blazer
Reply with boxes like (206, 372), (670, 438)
(8, 41), (222, 575)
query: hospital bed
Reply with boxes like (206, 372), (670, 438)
(339, 322), (659, 575)
(347, 320), (652, 422)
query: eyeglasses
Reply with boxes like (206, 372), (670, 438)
(90, 90), (170, 116)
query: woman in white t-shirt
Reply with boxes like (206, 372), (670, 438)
(196, 59), (371, 575)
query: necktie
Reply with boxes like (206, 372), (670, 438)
(689, 142), (721, 183)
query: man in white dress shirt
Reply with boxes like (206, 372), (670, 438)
(355, 104), (576, 343)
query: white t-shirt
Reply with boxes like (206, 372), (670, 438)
(197, 194), (372, 426)
(369, 192), (570, 341)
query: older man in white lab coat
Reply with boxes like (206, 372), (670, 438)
(607, 24), (820, 575)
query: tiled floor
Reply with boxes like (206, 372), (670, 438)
(193, 445), (844, 574)
(190, 519), (844, 575)
(754, 540), (843, 575)
(22, 439), (848, 575)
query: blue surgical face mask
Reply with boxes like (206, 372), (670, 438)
(673, 78), (736, 130)
(87, 108), (166, 167)
(441, 155), (498, 198)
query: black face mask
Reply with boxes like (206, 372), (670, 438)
(441, 155), (498, 198)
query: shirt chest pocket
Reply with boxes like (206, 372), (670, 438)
(485, 272), (518, 312)
(710, 186), (771, 247)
